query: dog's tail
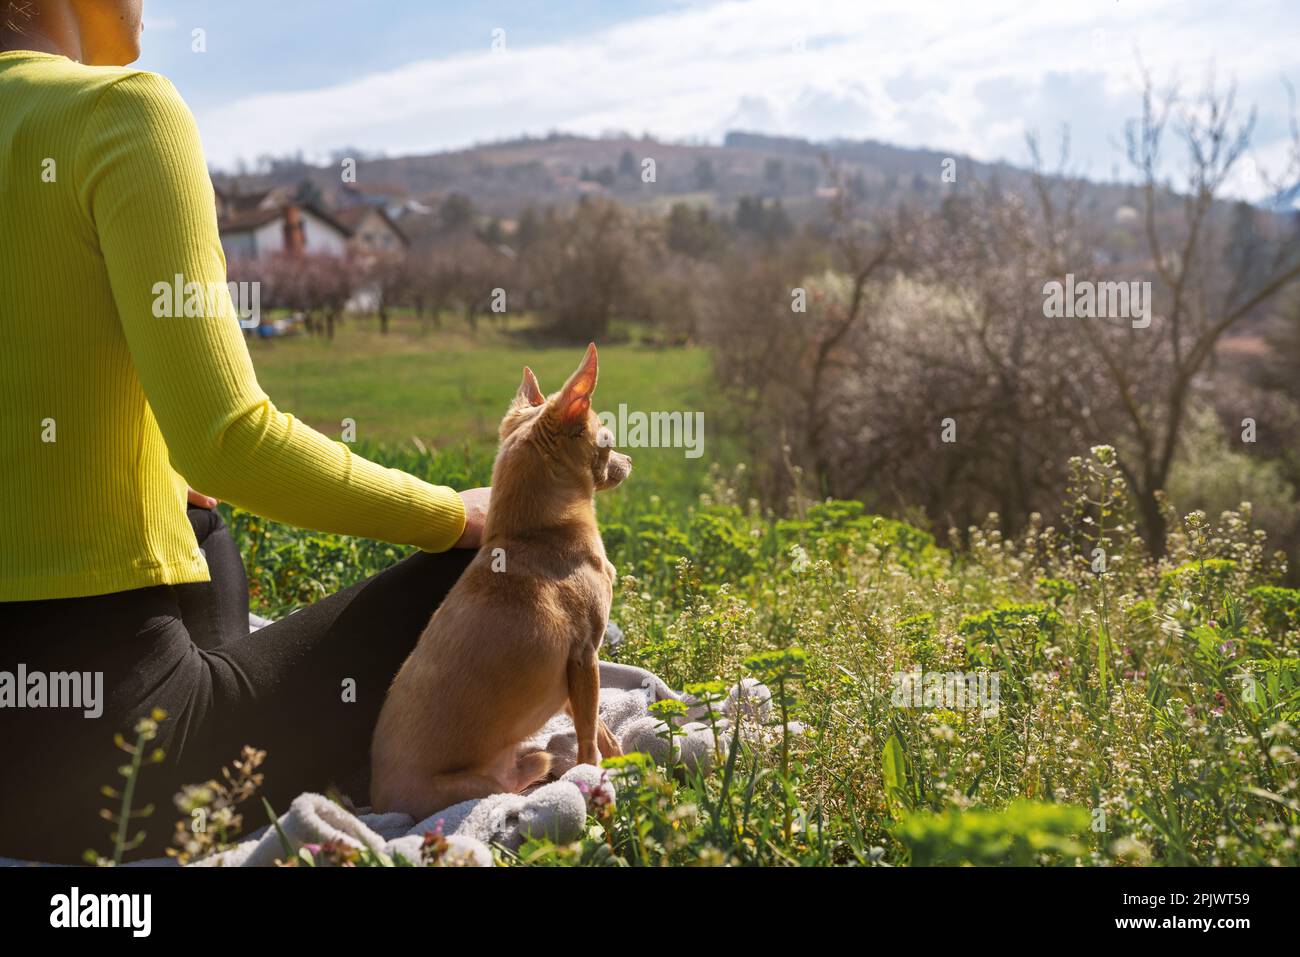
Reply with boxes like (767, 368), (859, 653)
(514, 749), (553, 791)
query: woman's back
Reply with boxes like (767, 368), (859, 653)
(1, 52), (467, 604)
(1, 51), (217, 599)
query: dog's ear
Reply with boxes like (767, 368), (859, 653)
(551, 343), (598, 429)
(514, 366), (545, 408)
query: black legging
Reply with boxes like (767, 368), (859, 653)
(0, 506), (472, 863)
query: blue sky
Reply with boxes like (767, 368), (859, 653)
(136, 1), (673, 112)
(135, 0), (1300, 198)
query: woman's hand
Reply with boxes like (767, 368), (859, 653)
(187, 487), (219, 509)
(453, 487), (491, 549)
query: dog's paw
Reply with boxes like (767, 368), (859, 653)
(597, 725), (623, 760)
(600, 741), (624, 760)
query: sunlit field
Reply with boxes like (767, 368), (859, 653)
(211, 314), (1300, 867)
(248, 312), (714, 449)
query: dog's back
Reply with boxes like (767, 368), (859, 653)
(370, 540), (607, 809)
(369, 347), (631, 818)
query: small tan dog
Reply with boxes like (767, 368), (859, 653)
(370, 344), (631, 818)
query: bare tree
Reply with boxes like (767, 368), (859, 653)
(1054, 70), (1300, 553)
(428, 234), (514, 334)
(522, 198), (651, 342)
(802, 165), (899, 495)
(707, 166), (899, 503)
(365, 251), (412, 335)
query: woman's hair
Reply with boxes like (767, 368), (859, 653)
(3, 2), (37, 36)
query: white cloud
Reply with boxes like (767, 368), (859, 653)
(195, 0), (1298, 198)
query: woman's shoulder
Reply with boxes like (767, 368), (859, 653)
(86, 64), (186, 112)
(0, 60), (202, 189)
(0, 55), (194, 168)
(4, 52), (172, 93)
(8, 54), (187, 121)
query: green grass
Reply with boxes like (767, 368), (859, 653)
(249, 312), (715, 451)
(147, 319), (1300, 867)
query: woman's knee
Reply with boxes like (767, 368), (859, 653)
(185, 504), (227, 546)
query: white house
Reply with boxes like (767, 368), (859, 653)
(215, 187), (352, 261)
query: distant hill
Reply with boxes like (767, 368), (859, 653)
(210, 131), (1293, 284)
(211, 129), (1144, 224)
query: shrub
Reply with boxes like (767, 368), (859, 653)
(1250, 586), (1300, 635)
(895, 801), (1090, 866)
(1158, 558), (1239, 605)
(957, 603), (1059, 668)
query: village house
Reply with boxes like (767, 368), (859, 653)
(331, 204), (409, 262)
(337, 181), (431, 219)
(214, 186), (352, 261)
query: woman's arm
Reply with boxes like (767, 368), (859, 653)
(78, 71), (468, 552)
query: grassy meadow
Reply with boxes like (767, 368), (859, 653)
(194, 313), (1300, 867)
(247, 312), (715, 451)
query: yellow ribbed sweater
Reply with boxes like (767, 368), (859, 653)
(0, 52), (465, 601)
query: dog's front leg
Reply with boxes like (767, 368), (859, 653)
(567, 644), (601, 766)
(563, 701), (623, 761)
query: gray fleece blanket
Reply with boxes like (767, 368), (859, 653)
(3, 662), (781, 867)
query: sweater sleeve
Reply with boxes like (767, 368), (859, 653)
(77, 71), (466, 552)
